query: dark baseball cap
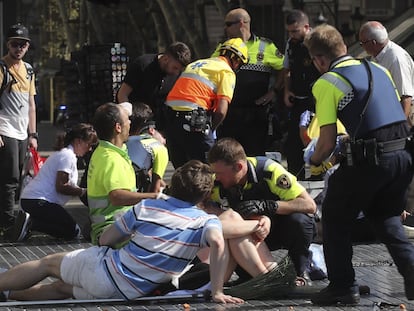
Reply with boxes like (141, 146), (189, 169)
(7, 23), (30, 41)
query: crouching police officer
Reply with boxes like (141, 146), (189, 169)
(165, 38), (248, 168)
(208, 137), (317, 284)
(304, 24), (414, 306)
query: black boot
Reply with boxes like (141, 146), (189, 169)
(311, 283), (360, 306)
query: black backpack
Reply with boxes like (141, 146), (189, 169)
(0, 59), (34, 107)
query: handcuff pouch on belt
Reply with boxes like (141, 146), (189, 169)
(345, 137), (409, 166)
(406, 136), (414, 158)
(183, 108), (212, 135)
(345, 139), (379, 166)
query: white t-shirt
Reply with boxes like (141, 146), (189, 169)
(21, 145), (78, 206)
(374, 40), (414, 99)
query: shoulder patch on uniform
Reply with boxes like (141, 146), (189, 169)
(276, 174), (292, 189)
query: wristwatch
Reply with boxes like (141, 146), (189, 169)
(29, 132), (39, 139)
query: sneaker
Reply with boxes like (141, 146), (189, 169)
(311, 284), (360, 306)
(12, 210), (31, 242)
(0, 267), (8, 301)
(74, 224), (82, 239)
(404, 265), (414, 300)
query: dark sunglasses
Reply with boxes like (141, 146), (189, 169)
(224, 20), (240, 27)
(9, 41), (29, 49)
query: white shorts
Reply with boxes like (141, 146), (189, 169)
(60, 246), (120, 299)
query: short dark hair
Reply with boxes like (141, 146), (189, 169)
(286, 9), (309, 26)
(93, 103), (123, 141)
(207, 138), (246, 166)
(129, 103), (154, 135)
(304, 24), (346, 60)
(54, 123), (98, 151)
(165, 42), (192, 67)
(169, 160), (213, 204)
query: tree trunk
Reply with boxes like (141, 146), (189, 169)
(170, 0), (209, 58)
(56, 0), (76, 51)
(78, 0), (87, 46)
(148, 1), (170, 52)
(125, 10), (145, 53)
(155, 0), (178, 44)
(85, 0), (105, 44)
(213, 0), (227, 18)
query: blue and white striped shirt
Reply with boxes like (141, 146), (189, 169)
(103, 196), (221, 300)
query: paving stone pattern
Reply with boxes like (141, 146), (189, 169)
(0, 232), (412, 311)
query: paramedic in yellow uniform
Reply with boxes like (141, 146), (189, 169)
(165, 38), (248, 168)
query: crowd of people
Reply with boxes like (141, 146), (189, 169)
(1, 5), (414, 307)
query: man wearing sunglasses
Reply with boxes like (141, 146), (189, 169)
(212, 8), (284, 157)
(0, 23), (37, 241)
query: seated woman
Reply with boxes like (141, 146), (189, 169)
(14, 123), (98, 241)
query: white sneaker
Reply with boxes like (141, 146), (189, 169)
(74, 224), (82, 239)
(13, 211), (31, 242)
(404, 224), (414, 239)
(0, 267), (9, 301)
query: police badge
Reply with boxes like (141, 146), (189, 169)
(276, 174), (292, 189)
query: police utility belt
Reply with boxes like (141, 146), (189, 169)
(169, 106), (212, 135)
(344, 137), (409, 166)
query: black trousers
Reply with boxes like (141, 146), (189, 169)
(0, 135), (27, 228)
(266, 212), (316, 276)
(165, 109), (215, 169)
(21, 199), (78, 240)
(285, 99), (313, 179)
(323, 150), (414, 288)
(217, 106), (269, 157)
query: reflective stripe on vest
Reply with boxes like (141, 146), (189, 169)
(331, 61), (406, 137)
(240, 39), (272, 73)
(165, 100), (199, 111)
(257, 39), (266, 65)
(90, 215), (106, 224)
(88, 197), (109, 209)
(181, 72), (217, 92)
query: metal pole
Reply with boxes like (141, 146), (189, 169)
(0, 1), (3, 57)
(49, 77), (54, 123)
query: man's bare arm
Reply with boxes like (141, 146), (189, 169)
(109, 189), (157, 206)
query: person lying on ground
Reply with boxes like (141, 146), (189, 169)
(0, 160), (244, 304)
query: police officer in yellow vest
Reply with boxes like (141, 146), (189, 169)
(212, 8), (284, 156)
(305, 24), (414, 306)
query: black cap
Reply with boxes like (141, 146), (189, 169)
(7, 23), (30, 41)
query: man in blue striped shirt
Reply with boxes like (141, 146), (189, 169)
(0, 160), (244, 304)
